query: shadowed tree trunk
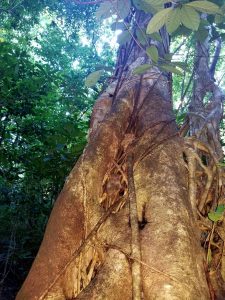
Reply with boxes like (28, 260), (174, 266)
(16, 6), (224, 300)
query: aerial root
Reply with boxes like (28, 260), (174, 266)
(99, 154), (129, 212)
(183, 137), (225, 283)
(184, 137), (223, 213)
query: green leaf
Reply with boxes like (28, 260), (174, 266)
(95, 1), (114, 19)
(146, 8), (172, 34)
(173, 25), (192, 37)
(216, 204), (225, 214)
(181, 5), (200, 31)
(117, 30), (131, 45)
(132, 0), (153, 13)
(133, 64), (152, 74)
(85, 70), (103, 87)
(172, 61), (189, 72)
(136, 29), (148, 46)
(160, 64), (183, 75)
(186, 1), (220, 15)
(146, 45), (159, 63)
(117, 0), (131, 19)
(166, 8), (181, 34)
(195, 23), (209, 42)
(149, 32), (163, 42)
(208, 211), (224, 222)
(215, 14), (224, 23)
(111, 21), (126, 31)
(164, 53), (173, 61)
(144, 0), (167, 12)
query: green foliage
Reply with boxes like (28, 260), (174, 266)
(146, 0), (221, 34)
(208, 205), (225, 222)
(0, 39), (91, 292)
(133, 64), (152, 74)
(146, 8), (172, 34)
(117, 0), (131, 19)
(95, 0), (131, 20)
(196, 20), (209, 41)
(111, 21), (126, 31)
(186, 0), (220, 14)
(166, 8), (181, 34)
(85, 70), (104, 87)
(136, 28), (148, 45)
(117, 30), (132, 44)
(180, 6), (200, 31)
(159, 63), (183, 75)
(146, 45), (159, 62)
(143, 0), (167, 12)
(95, 1), (114, 19)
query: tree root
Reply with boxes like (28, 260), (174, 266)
(183, 136), (225, 297)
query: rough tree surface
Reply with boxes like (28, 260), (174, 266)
(17, 5), (225, 300)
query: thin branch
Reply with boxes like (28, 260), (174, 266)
(209, 37), (222, 80)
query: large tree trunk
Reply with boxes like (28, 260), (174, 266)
(16, 8), (224, 300)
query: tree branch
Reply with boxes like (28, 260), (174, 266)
(209, 37), (222, 81)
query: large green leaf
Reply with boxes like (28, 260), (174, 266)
(215, 13), (225, 23)
(85, 70), (103, 87)
(215, 3), (225, 23)
(160, 64), (183, 75)
(172, 61), (190, 72)
(95, 1), (114, 19)
(166, 8), (181, 34)
(149, 32), (163, 42)
(144, 0), (167, 12)
(207, 203), (225, 223)
(216, 204), (225, 214)
(133, 64), (152, 74)
(196, 22), (209, 41)
(117, 0), (131, 19)
(208, 211), (224, 222)
(146, 45), (158, 62)
(132, 0), (153, 13)
(146, 8), (172, 34)
(111, 21), (126, 31)
(164, 53), (173, 61)
(181, 5), (200, 31)
(117, 30), (132, 44)
(186, 1), (220, 14)
(136, 28), (148, 46)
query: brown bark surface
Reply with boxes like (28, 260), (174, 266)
(16, 66), (211, 299)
